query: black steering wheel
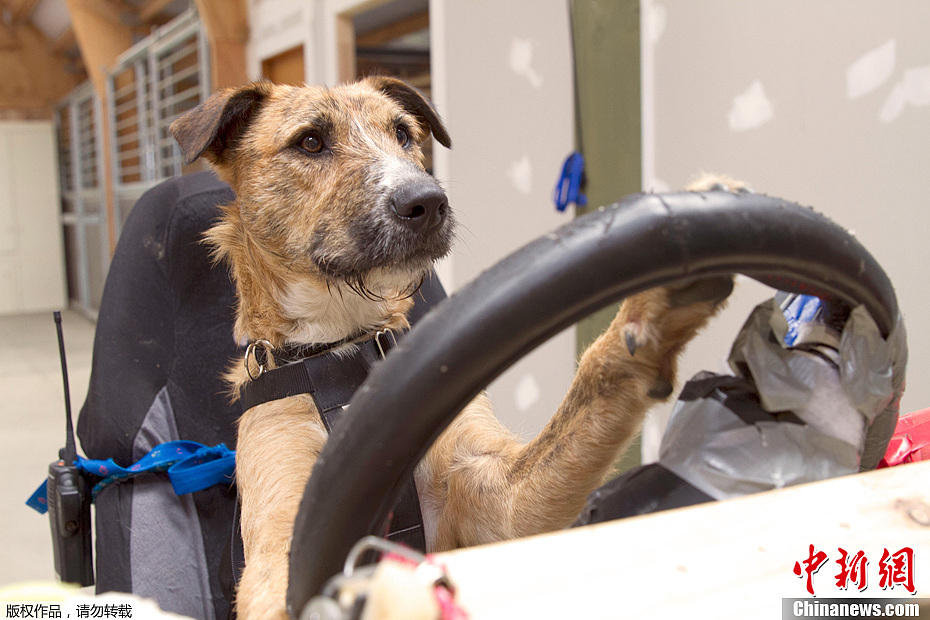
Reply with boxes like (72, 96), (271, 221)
(286, 190), (899, 617)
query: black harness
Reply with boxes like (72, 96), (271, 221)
(236, 276), (447, 555)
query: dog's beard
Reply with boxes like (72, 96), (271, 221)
(338, 269), (426, 303)
(311, 213), (454, 302)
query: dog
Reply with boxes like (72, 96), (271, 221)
(170, 76), (733, 620)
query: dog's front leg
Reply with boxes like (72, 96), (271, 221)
(422, 281), (730, 550)
(235, 396), (327, 620)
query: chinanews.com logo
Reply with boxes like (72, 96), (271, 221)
(784, 544), (929, 619)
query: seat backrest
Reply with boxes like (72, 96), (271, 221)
(77, 171), (241, 620)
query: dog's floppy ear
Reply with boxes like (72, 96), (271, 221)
(365, 76), (452, 149)
(170, 82), (274, 165)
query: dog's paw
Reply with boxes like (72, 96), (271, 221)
(667, 275), (734, 308)
(686, 173), (751, 194)
(618, 277), (731, 355)
(616, 287), (669, 356)
(613, 276), (733, 399)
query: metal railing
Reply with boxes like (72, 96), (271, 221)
(105, 8), (210, 236)
(56, 81), (108, 317)
(56, 8), (211, 316)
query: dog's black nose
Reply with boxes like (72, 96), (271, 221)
(390, 182), (448, 233)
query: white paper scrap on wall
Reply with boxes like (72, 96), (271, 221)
(506, 155), (533, 195)
(509, 38), (544, 90)
(880, 80), (908, 123)
(728, 80), (774, 131)
(880, 65), (930, 123)
(846, 39), (896, 100)
(515, 373), (542, 412)
(903, 65), (930, 107)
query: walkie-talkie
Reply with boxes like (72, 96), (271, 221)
(46, 311), (94, 586)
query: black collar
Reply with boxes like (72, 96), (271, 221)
(237, 330), (399, 419)
(247, 328), (374, 372)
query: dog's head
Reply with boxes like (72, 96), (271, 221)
(170, 77), (454, 305)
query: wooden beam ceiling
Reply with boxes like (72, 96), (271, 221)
(0, 1), (82, 118)
(51, 26), (76, 54)
(194, 0), (248, 89)
(9, 0), (42, 22)
(64, 0), (133, 97)
(0, 0), (252, 116)
(139, 0), (177, 23)
(355, 9), (429, 48)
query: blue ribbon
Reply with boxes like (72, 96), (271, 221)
(26, 441), (235, 514)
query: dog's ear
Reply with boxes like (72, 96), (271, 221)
(365, 76), (452, 149)
(170, 82), (274, 165)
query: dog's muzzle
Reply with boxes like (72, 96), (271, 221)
(389, 182), (448, 234)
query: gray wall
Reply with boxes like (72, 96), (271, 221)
(642, 0), (930, 458)
(432, 0), (577, 438)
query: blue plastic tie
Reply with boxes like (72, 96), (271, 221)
(553, 151), (587, 212)
(26, 440), (235, 514)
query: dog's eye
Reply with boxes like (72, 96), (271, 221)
(395, 126), (411, 148)
(299, 133), (325, 154)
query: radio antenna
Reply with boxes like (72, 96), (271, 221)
(53, 311), (77, 463)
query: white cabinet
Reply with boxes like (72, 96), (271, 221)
(0, 121), (66, 315)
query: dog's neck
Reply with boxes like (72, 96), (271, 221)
(273, 277), (413, 346)
(208, 206), (414, 348)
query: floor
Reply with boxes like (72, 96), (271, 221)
(0, 310), (96, 588)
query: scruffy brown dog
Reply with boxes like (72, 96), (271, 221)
(171, 77), (732, 620)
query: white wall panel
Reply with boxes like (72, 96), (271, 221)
(0, 122), (66, 315)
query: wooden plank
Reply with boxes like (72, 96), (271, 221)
(336, 13), (356, 83)
(17, 24), (79, 102)
(194, 0), (248, 42)
(52, 27), (77, 54)
(0, 23), (17, 50)
(0, 22), (75, 117)
(8, 0), (41, 22)
(355, 9), (429, 48)
(74, 0), (125, 25)
(65, 0), (133, 253)
(261, 45), (305, 86)
(437, 461), (930, 619)
(194, 0), (248, 89)
(65, 0), (133, 94)
(0, 49), (30, 101)
(138, 0), (177, 23)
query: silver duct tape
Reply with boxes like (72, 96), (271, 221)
(659, 395), (860, 500)
(840, 306), (908, 470)
(659, 298), (907, 501)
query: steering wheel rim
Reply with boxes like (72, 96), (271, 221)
(286, 190), (899, 616)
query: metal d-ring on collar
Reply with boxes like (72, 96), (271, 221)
(244, 339), (274, 380)
(244, 328), (398, 383)
(374, 329), (397, 360)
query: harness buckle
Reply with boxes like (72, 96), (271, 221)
(374, 330), (397, 360)
(244, 339), (274, 380)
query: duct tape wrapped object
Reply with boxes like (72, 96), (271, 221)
(658, 295), (907, 501)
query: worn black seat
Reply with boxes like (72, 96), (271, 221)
(77, 171), (241, 620)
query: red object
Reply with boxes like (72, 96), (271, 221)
(879, 408), (930, 467)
